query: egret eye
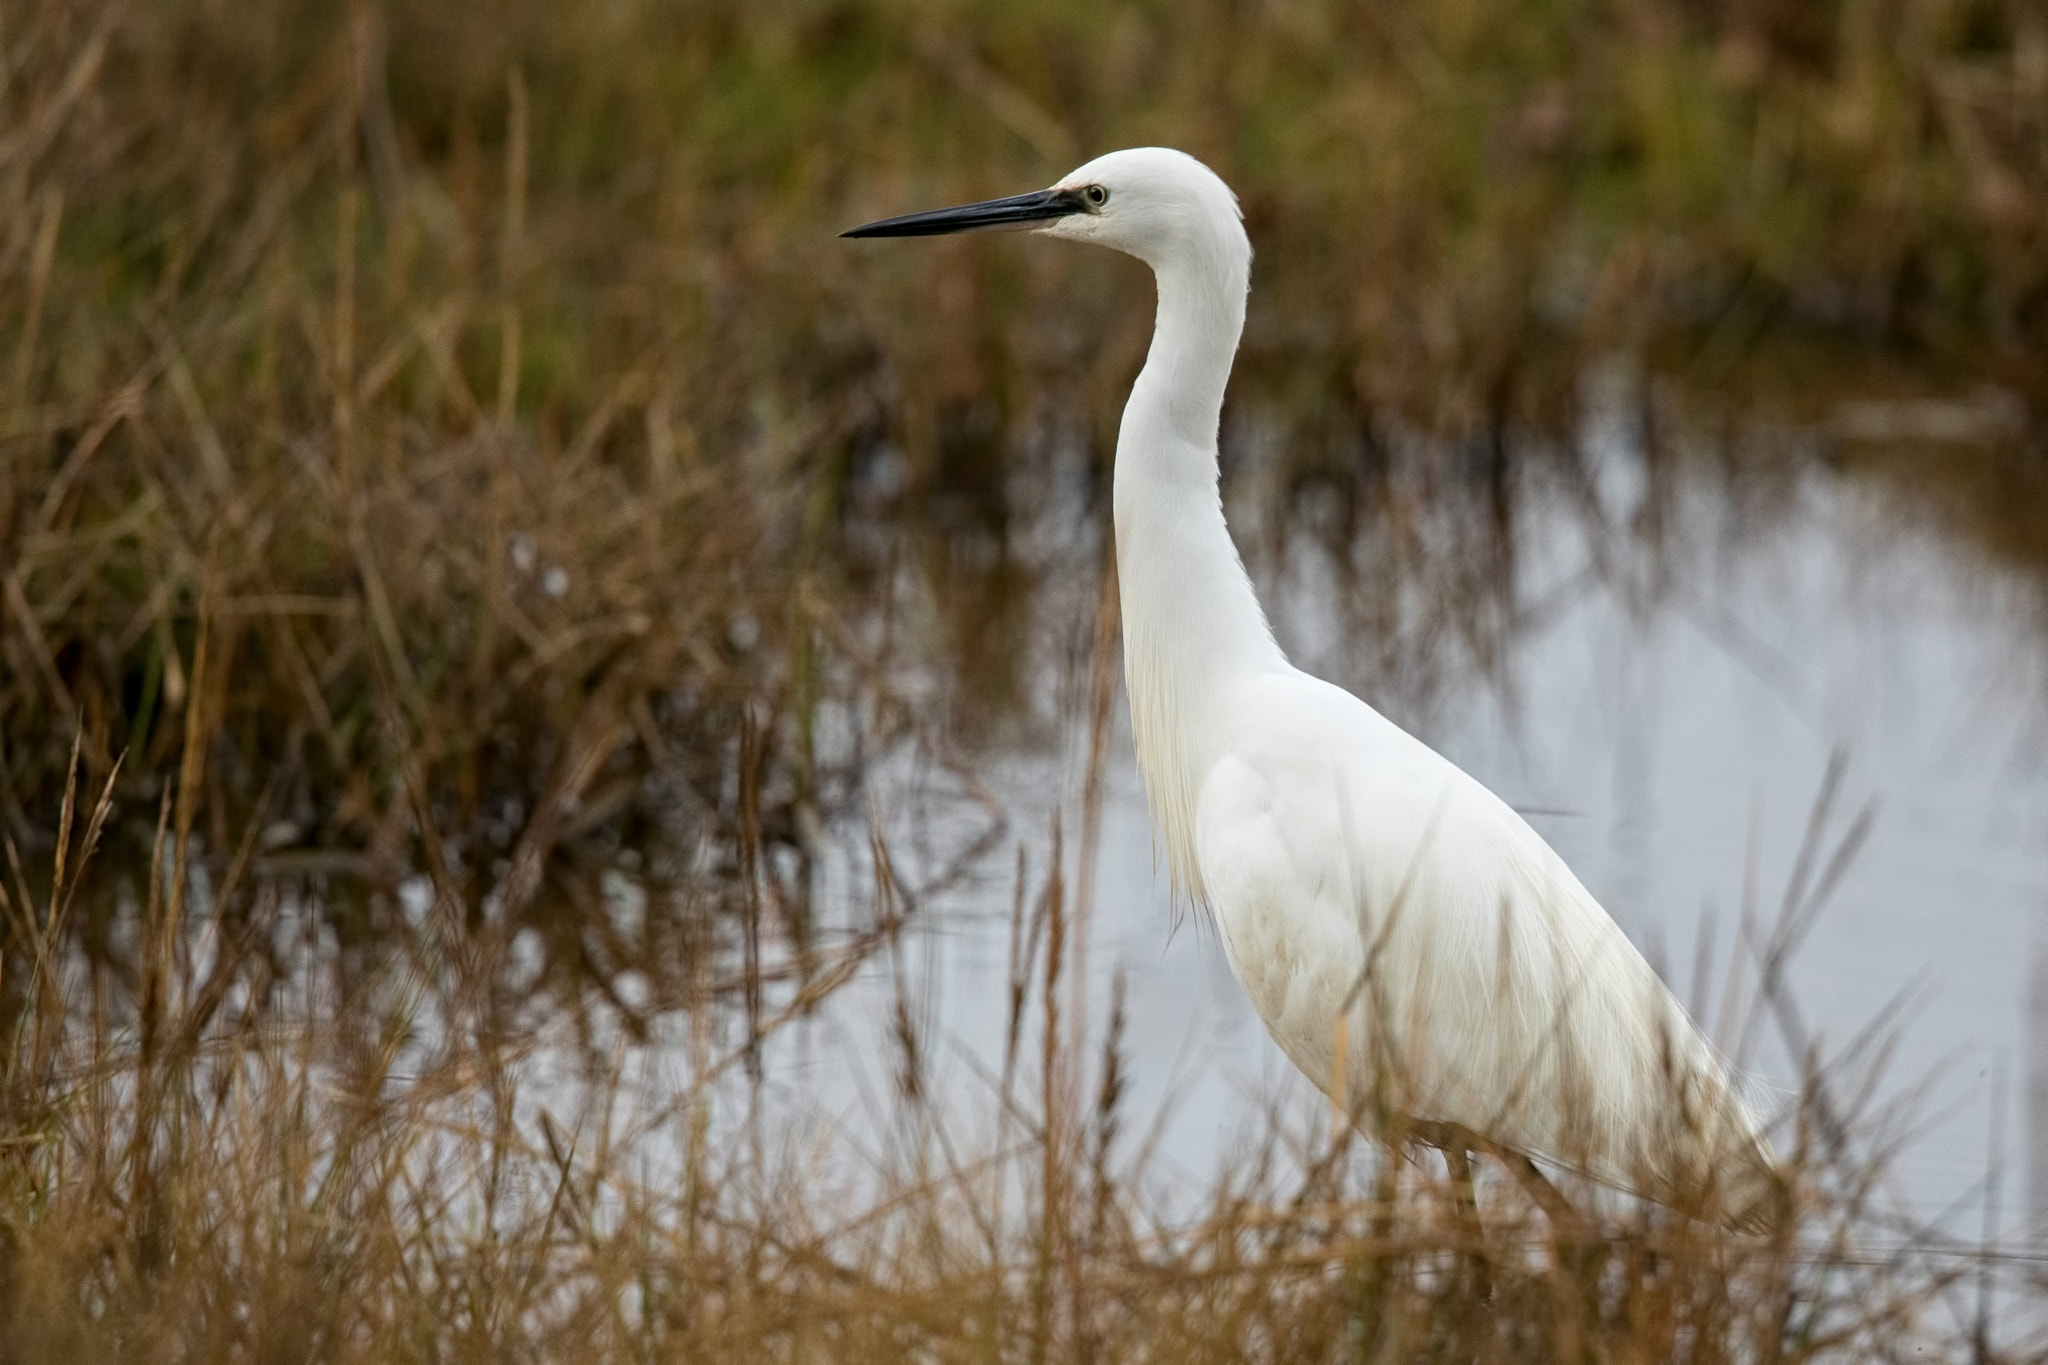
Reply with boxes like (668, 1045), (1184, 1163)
(1084, 185), (1109, 207)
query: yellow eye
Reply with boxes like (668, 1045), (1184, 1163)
(1084, 185), (1109, 207)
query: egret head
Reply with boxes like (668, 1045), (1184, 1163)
(843, 147), (1246, 274)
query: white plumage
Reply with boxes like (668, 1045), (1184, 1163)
(848, 147), (1776, 1225)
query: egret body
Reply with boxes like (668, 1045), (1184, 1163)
(846, 149), (1775, 1224)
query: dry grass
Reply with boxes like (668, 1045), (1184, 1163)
(1, 0), (2045, 1356)
(0, 752), (2017, 1362)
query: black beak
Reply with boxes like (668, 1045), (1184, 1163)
(842, 187), (1088, 238)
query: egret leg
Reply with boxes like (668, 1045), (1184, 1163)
(1441, 1144), (1491, 1302)
(1494, 1148), (1591, 1242)
(1442, 1144), (1477, 1219)
(1485, 1141), (1611, 1341)
(1410, 1120), (1592, 1244)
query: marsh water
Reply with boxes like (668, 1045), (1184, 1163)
(695, 361), (2048, 1254)
(466, 358), (2048, 1287)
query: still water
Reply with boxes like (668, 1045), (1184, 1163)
(767, 369), (2048, 1248)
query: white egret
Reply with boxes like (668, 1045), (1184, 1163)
(846, 148), (1778, 1228)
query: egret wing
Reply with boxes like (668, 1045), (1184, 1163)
(1194, 670), (1771, 1212)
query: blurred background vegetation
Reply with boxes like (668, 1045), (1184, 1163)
(4, 0), (2042, 970)
(0, 1), (2043, 1355)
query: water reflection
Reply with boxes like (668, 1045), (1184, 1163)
(2033, 937), (2048, 1238)
(815, 358), (2048, 1238)
(173, 354), (2042, 1255)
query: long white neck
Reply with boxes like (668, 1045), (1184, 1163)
(1113, 229), (1287, 904)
